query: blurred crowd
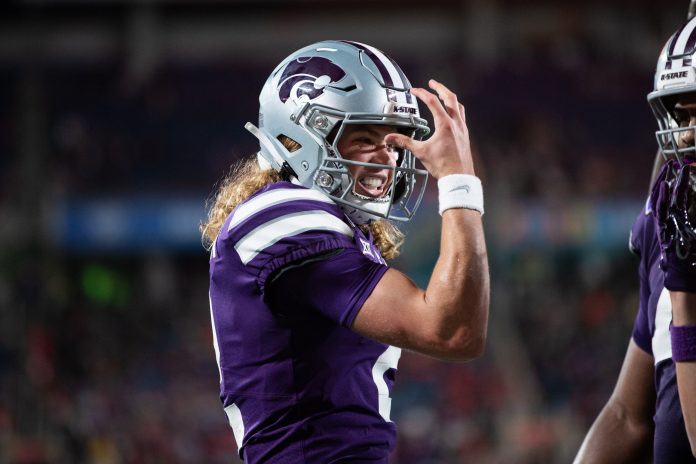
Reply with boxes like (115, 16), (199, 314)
(0, 2), (679, 463)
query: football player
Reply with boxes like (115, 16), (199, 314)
(574, 17), (696, 464)
(201, 40), (489, 463)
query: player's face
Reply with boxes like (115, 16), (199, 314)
(673, 92), (696, 149)
(337, 125), (399, 198)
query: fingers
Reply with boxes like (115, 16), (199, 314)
(411, 80), (466, 128)
(384, 132), (420, 153)
(674, 162), (693, 209)
(656, 180), (669, 223)
(458, 102), (467, 124)
(403, 79), (472, 177)
(428, 79), (463, 121)
(651, 160), (675, 218)
(410, 87), (449, 128)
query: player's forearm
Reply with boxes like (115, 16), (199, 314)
(671, 291), (696, 457)
(671, 292), (696, 325)
(575, 399), (653, 464)
(422, 208), (489, 360)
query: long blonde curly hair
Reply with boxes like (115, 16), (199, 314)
(200, 156), (405, 260)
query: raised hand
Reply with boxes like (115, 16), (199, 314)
(384, 79), (474, 179)
(651, 159), (696, 292)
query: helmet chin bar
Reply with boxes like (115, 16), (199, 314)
(650, 95), (696, 163)
(351, 191), (390, 203)
(341, 192), (392, 225)
(654, 125), (696, 163)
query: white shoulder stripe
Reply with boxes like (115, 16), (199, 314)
(228, 188), (334, 232)
(235, 210), (353, 264)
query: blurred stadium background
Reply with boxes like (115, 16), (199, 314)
(0, 0), (684, 462)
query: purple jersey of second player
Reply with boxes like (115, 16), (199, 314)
(630, 197), (696, 463)
(208, 181), (400, 463)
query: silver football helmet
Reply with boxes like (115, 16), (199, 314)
(245, 40), (430, 224)
(648, 18), (696, 251)
(648, 17), (696, 163)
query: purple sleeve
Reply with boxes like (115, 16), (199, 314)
(631, 264), (653, 355)
(630, 212), (652, 354)
(628, 210), (644, 257)
(265, 247), (389, 328)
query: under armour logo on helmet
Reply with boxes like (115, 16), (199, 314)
(278, 57), (346, 103)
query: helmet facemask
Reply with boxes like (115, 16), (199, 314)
(648, 20), (696, 255)
(250, 40), (431, 225)
(650, 91), (696, 164)
(650, 93), (696, 220)
(307, 111), (429, 224)
(647, 19), (696, 199)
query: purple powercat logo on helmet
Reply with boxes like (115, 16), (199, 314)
(278, 57), (346, 103)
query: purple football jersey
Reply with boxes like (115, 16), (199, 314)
(630, 198), (695, 462)
(208, 181), (399, 463)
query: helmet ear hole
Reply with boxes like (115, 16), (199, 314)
(277, 134), (302, 153)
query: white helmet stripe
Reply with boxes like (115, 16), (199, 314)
(671, 19), (696, 67)
(358, 42), (405, 89)
(668, 24), (688, 57)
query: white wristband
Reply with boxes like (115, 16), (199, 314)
(438, 174), (484, 216)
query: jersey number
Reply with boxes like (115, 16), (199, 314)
(371, 345), (402, 422)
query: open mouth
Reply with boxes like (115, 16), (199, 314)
(356, 174), (390, 198)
